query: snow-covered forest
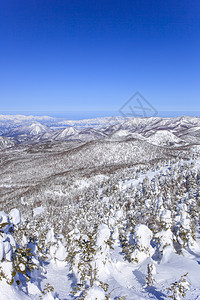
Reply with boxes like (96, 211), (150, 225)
(1, 115), (200, 299)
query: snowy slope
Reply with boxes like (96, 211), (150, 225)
(147, 130), (184, 146)
(52, 126), (79, 140)
(1, 159), (200, 299)
(110, 129), (145, 141)
(28, 123), (49, 135)
(0, 136), (14, 149)
(5, 122), (52, 142)
(8, 122), (49, 136)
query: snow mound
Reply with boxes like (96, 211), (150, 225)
(131, 224), (154, 263)
(54, 241), (67, 261)
(9, 208), (21, 225)
(96, 224), (111, 248)
(33, 206), (45, 217)
(84, 285), (105, 300)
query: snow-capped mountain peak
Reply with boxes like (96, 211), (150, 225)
(147, 130), (184, 146)
(29, 123), (48, 135)
(59, 126), (78, 137)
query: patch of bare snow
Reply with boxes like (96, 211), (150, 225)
(33, 206), (45, 217)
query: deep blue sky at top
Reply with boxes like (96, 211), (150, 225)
(0, 0), (199, 113)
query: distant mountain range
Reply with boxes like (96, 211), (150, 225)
(0, 115), (200, 149)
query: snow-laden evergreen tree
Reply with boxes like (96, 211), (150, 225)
(0, 209), (40, 288)
(131, 224), (154, 263)
(168, 273), (190, 300)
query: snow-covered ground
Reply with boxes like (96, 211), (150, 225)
(1, 157), (200, 299)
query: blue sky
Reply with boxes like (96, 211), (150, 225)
(0, 0), (200, 115)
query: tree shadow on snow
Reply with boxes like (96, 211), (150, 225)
(145, 286), (167, 300)
(133, 270), (166, 300)
(133, 269), (146, 286)
(66, 272), (79, 299)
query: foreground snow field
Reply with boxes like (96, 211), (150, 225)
(1, 116), (200, 299)
(1, 158), (200, 299)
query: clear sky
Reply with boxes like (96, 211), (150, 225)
(0, 0), (199, 114)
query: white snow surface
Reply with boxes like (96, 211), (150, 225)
(33, 206), (45, 217)
(9, 208), (21, 225)
(147, 130), (183, 146)
(1, 155), (200, 299)
(84, 285), (106, 300)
